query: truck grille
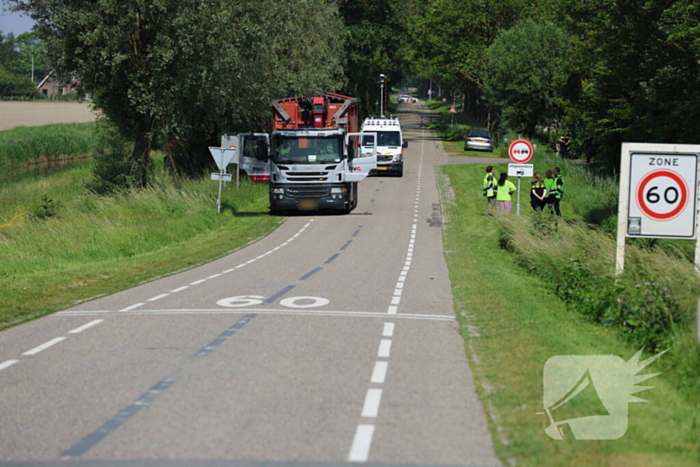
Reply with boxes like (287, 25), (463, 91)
(286, 171), (330, 182)
(286, 185), (330, 198)
(378, 155), (393, 162)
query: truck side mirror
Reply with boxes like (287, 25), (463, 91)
(347, 144), (355, 160)
(402, 141), (408, 149)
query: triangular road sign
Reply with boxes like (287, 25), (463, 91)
(208, 147), (237, 170)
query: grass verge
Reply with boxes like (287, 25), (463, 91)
(0, 158), (281, 330)
(439, 163), (699, 465)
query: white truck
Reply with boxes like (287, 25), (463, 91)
(360, 116), (406, 177)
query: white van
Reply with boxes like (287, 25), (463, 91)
(360, 116), (406, 177)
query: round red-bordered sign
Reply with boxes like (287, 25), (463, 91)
(636, 169), (689, 221)
(509, 139), (534, 163)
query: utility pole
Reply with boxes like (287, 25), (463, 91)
(379, 74), (386, 117)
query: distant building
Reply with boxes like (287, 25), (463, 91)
(37, 70), (81, 98)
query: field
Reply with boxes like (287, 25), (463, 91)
(0, 102), (97, 131)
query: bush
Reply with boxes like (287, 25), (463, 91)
(87, 123), (152, 194)
(496, 214), (699, 352)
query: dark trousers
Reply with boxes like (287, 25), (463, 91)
(548, 197), (561, 216)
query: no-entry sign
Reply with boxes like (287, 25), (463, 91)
(509, 139), (534, 164)
(627, 153), (698, 238)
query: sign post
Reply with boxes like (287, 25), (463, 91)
(208, 147), (237, 213)
(449, 106), (457, 127)
(508, 139), (535, 215)
(615, 143), (700, 274)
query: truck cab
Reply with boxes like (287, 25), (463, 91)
(361, 116), (406, 177)
(268, 128), (376, 213)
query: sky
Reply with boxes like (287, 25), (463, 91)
(0, 7), (35, 37)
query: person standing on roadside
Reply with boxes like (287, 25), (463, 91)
(530, 172), (547, 211)
(483, 165), (497, 215)
(549, 167), (564, 216)
(558, 130), (571, 159)
(544, 169), (556, 214)
(496, 172), (516, 212)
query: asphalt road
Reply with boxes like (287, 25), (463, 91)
(0, 102), (499, 467)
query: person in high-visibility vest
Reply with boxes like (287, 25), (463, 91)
(551, 167), (564, 216)
(483, 165), (497, 215)
(496, 172), (516, 212)
(544, 169), (556, 214)
(530, 172), (547, 211)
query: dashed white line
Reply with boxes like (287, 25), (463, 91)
(361, 389), (383, 418)
(222, 269), (235, 274)
(387, 306), (398, 315)
(190, 279), (206, 285)
(23, 337), (66, 356)
(371, 361), (388, 383)
(147, 293), (169, 302)
(170, 286), (189, 293)
(68, 320), (103, 334)
(0, 360), (19, 372)
(393, 289), (403, 296)
(120, 302), (145, 312)
(349, 424), (375, 462)
(383, 323), (395, 337)
(377, 339), (392, 358)
(390, 296), (401, 305)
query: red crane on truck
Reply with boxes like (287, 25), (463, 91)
(238, 92), (377, 213)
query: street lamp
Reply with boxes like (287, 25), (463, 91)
(379, 74), (386, 117)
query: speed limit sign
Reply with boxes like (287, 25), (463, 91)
(627, 152), (698, 238)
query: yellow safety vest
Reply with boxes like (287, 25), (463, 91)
(496, 180), (516, 201)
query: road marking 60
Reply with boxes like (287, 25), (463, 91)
(216, 295), (329, 309)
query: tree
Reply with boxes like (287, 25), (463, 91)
(15, 31), (49, 83)
(13, 0), (346, 185)
(339, 0), (406, 116)
(483, 19), (568, 137)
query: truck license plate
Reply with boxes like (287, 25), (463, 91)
(298, 199), (319, 211)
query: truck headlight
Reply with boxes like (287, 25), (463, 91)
(272, 188), (284, 194)
(331, 187), (344, 194)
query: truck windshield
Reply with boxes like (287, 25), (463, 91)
(272, 136), (343, 164)
(362, 131), (401, 147)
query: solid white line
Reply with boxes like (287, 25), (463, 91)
(147, 293), (169, 302)
(383, 323), (395, 337)
(0, 360), (19, 372)
(246, 260), (256, 264)
(120, 302), (145, 312)
(68, 319), (103, 334)
(361, 389), (383, 418)
(348, 424), (375, 462)
(235, 264), (246, 269)
(170, 286), (189, 293)
(222, 269), (235, 274)
(387, 306), (398, 315)
(23, 337), (66, 356)
(58, 309), (456, 321)
(371, 361), (388, 384)
(207, 273), (222, 279)
(377, 339), (392, 358)
(391, 296), (401, 305)
(190, 279), (206, 285)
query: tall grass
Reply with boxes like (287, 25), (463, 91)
(0, 159), (279, 329)
(0, 122), (99, 170)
